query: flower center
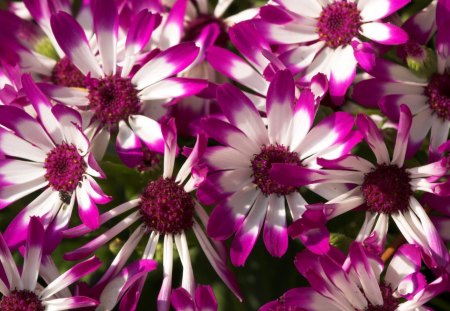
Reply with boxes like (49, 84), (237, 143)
(44, 143), (86, 196)
(317, 1), (361, 48)
(361, 164), (412, 214)
(0, 290), (44, 311)
(251, 144), (302, 196)
(85, 74), (140, 126)
(137, 147), (161, 172)
(51, 57), (85, 88)
(364, 283), (399, 311)
(398, 40), (426, 61)
(184, 14), (228, 47)
(139, 177), (195, 234)
(424, 73), (450, 120)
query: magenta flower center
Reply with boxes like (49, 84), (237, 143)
(139, 177), (195, 234)
(251, 144), (302, 196)
(137, 147), (161, 172)
(317, 1), (361, 48)
(44, 143), (86, 195)
(85, 74), (141, 126)
(398, 40), (426, 61)
(361, 164), (412, 214)
(51, 57), (85, 88)
(424, 73), (450, 120)
(364, 282), (399, 311)
(0, 290), (44, 311)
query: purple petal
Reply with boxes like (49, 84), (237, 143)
(288, 210), (330, 255)
(99, 260), (157, 311)
(40, 256), (102, 299)
(0, 105), (53, 151)
(138, 77), (208, 100)
(260, 5), (294, 25)
(21, 74), (64, 144)
(356, 114), (390, 164)
(206, 46), (268, 95)
(132, 42), (199, 90)
(263, 195), (288, 258)
(403, 1), (437, 44)
(359, 0), (410, 22)
(392, 105), (412, 166)
(76, 181), (100, 229)
(93, 0), (119, 75)
(51, 11), (103, 77)
(229, 21), (270, 71)
(22, 217), (45, 290)
(352, 40), (375, 72)
(230, 194), (268, 266)
(266, 70), (294, 145)
(116, 121), (143, 168)
(170, 288), (195, 311)
(207, 185), (259, 240)
(360, 22), (409, 45)
(329, 45), (357, 105)
(195, 285), (218, 311)
(217, 84), (268, 146)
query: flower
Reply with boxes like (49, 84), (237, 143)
(0, 74), (109, 251)
(199, 70), (359, 266)
(171, 285), (218, 311)
(44, 1), (207, 160)
(272, 105), (449, 267)
(261, 242), (448, 311)
(62, 119), (241, 311)
(353, 1), (450, 160)
(256, 0), (410, 104)
(0, 217), (101, 311)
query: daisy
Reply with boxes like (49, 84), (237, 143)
(0, 217), (101, 311)
(62, 119), (241, 311)
(256, 0), (410, 104)
(42, 1), (207, 160)
(272, 105), (449, 268)
(0, 74), (109, 250)
(261, 242), (448, 311)
(353, 1), (450, 160)
(199, 70), (359, 266)
(171, 285), (217, 311)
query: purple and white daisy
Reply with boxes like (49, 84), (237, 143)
(0, 74), (109, 250)
(256, 0), (410, 104)
(261, 242), (448, 311)
(353, 1), (450, 160)
(44, 1), (207, 160)
(171, 284), (217, 311)
(272, 105), (449, 267)
(0, 217), (101, 311)
(62, 119), (241, 311)
(199, 70), (359, 266)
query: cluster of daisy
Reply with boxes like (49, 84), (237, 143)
(0, 0), (449, 310)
